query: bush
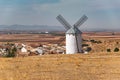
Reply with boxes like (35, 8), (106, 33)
(5, 47), (17, 57)
(6, 52), (16, 57)
(116, 42), (119, 44)
(114, 48), (119, 52)
(90, 40), (95, 43)
(82, 44), (89, 47)
(90, 39), (102, 44)
(107, 49), (111, 52)
(82, 39), (89, 42)
(86, 47), (92, 52)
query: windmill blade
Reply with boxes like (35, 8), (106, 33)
(56, 15), (72, 30)
(74, 15), (88, 28)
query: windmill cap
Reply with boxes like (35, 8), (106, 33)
(66, 26), (82, 34)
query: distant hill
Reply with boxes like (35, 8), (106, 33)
(0, 25), (119, 32)
(0, 25), (65, 31)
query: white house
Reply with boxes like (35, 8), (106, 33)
(21, 47), (27, 53)
(36, 47), (44, 55)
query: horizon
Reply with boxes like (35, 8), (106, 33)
(0, 24), (120, 32)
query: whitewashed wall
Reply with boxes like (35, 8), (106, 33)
(66, 34), (82, 54)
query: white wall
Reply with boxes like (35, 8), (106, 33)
(21, 47), (27, 53)
(66, 34), (82, 54)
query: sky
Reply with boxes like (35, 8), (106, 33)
(0, 0), (120, 30)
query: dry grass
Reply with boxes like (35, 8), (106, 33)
(0, 53), (120, 80)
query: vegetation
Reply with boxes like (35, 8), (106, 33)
(3, 43), (17, 57)
(107, 49), (111, 52)
(5, 47), (17, 57)
(114, 47), (119, 52)
(82, 39), (89, 42)
(116, 42), (119, 44)
(90, 39), (102, 44)
(86, 47), (92, 52)
(82, 44), (89, 47)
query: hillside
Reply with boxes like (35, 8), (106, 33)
(0, 53), (120, 80)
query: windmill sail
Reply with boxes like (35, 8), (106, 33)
(56, 15), (72, 30)
(74, 15), (88, 28)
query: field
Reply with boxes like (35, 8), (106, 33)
(0, 53), (120, 80)
(0, 32), (120, 80)
(0, 32), (120, 49)
(0, 33), (65, 46)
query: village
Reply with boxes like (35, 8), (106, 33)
(0, 43), (66, 57)
(0, 32), (119, 57)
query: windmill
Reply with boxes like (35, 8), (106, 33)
(56, 14), (88, 54)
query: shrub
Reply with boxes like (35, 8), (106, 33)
(82, 44), (89, 47)
(107, 49), (111, 52)
(116, 42), (119, 44)
(82, 39), (89, 42)
(90, 40), (95, 43)
(90, 39), (102, 44)
(86, 47), (92, 52)
(114, 48), (119, 52)
(97, 41), (102, 44)
(6, 47), (17, 57)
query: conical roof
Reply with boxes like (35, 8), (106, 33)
(66, 26), (82, 34)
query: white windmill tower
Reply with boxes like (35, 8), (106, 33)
(56, 14), (88, 54)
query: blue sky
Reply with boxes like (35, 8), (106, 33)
(0, 0), (120, 30)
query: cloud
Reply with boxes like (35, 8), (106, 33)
(0, 0), (120, 30)
(32, 0), (120, 24)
